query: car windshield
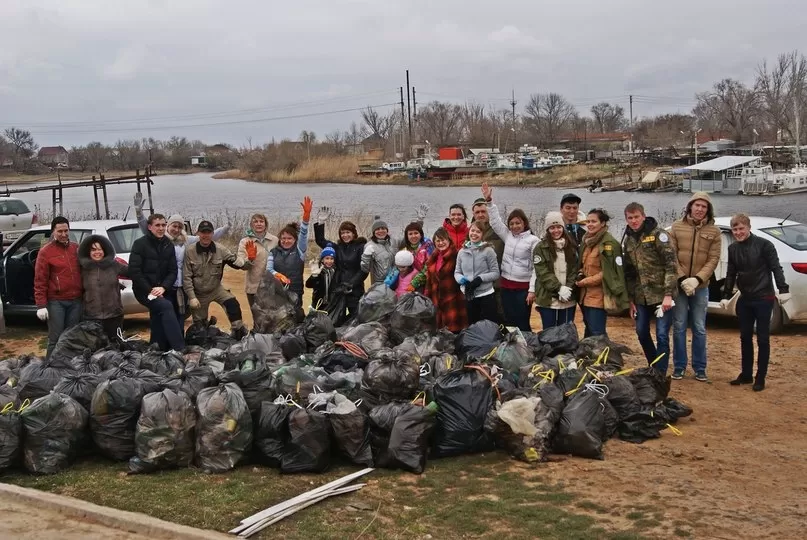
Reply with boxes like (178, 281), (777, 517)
(0, 199), (30, 215)
(759, 224), (807, 251)
(107, 224), (143, 254)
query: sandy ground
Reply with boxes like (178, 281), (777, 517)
(4, 267), (807, 538)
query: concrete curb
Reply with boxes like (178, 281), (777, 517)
(0, 482), (231, 539)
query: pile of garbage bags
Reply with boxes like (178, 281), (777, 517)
(0, 271), (692, 476)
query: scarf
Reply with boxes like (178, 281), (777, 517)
(463, 240), (484, 249)
(554, 238), (566, 250)
(246, 228), (266, 241)
(583, 226), (608, 248)
(169, 231), (188, 246)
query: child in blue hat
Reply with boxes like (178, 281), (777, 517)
(306, 243), (337, 310)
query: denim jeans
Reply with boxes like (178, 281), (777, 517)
(635, 303), (673, 374)
(46, 300), (83, 359)
(673, 287), (709, 373)
(537, 306), (576, 329)
(147, 296), (185, 351)
(736, 297), (774, 382)
(581, 306), (607, 337)
(501, 288), (531, 331)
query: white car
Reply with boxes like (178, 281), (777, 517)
(0, 197), (38, 246)
(0, 220), (148, 318)
(706, 216), (807, 333)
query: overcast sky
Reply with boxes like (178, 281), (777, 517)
(1, 0), (803, 148)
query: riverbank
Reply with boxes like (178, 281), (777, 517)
(0, 168), (198, 185)
(213, 162), (637, 188)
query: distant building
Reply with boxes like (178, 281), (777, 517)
(38, 146), (69, 166)
(190, 155), (207, 166)
(552, 132), (631, 151)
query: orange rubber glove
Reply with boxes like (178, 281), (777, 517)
(301, 196), (313, 223)
(405, 285), (416, 292)
(245, 240), (257, 261)
(274, 272), (291, 286)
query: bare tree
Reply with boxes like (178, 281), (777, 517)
(85, 142), (110, 172)
(361, 107), (397, 142)
(590, 102), (627, 133)
(3, 127), (37, 158)
(416, 101), (464, 146)
(756, 50), (807, 142)
(523, 93), (577, 146)
(324, 130), (345, 154)
(694, 79), (760, 142)
(343, 122), (367, 147)
(633, 114), (696, 150)
(69, 146), (90, 172)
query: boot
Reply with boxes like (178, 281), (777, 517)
(230, 320), (248, 341)
(729, 374), (753, 386)
(752, 377), (765, 392)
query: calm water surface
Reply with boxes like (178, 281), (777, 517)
(15, 172), (807, 234)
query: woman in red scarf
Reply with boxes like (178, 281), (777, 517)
(411, 228), (468, 332)
(443, 203), (469, 248)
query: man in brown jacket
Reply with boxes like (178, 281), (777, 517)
(668, 192), (721, 382)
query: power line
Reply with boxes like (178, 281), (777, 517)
(7, 90), (399, 128)
(24, 102), (399, 135)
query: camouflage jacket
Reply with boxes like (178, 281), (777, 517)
(622, 217), (678, 305)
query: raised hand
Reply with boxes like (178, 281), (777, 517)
(481, 182), (492, 202)
(317, 206), (331, 224)
(133, 192), (144, 215)
(301, 196), (313, 222)
(415, 203), (429, 221)
(245, 240), (257, 261)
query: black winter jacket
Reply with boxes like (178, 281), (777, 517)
(723, 233), (789, 300)
(128, 232), (178, 304)
(313, 223), (368, 298)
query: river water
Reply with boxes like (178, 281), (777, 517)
(14, 172), (806, 234)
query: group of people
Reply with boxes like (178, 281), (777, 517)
(33, 186), (790, 392)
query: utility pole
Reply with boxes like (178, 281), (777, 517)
(510, 89), (517, 150)
(406, 70), (412, 157)
(400, 87), (406, 159)
(412, 86), (417, 124)
(795, 95), (802, 165)
(629, 94), (634, 154)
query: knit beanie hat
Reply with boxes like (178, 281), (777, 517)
(394, 250), (414, 267)
(320, 243), (336, 261)
(544, 211), (564, 231)
(371, 215), (389, 233)
(167, 214), (184, 226)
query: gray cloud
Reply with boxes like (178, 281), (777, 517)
(1, 0), (803, 146)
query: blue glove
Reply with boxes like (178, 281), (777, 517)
(459, 276), (469, 285)
(384, 275), (395, 287)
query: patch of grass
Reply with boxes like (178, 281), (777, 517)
(576, 500), (610, 513)
(2, 454), (650, 540)
(626, 511), (646, 520)
(674, 528), (693, 537)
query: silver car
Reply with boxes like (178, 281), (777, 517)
(0, 197), (38, 247)
(0, 219), (148, 317)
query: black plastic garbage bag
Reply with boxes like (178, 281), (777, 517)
(70, 351), (103, 375)
(315, 342), (369, 373)
(0, 384), (21, 409)
(432, 367), (496, 457)
(254, 401), (293, 466)
(537, 322), (579, 356)
(140, 350), (185, 376)
(325, 394), (373, 466)
(357, 282), (397, 323)
(195, 383), (253, 472)
(219, 351), (274, 415)
(603, 375), (642, 420)
(522, 332), (551, 363)
(389, 293), (436, 344)
(601, 396), (619, 439)
(128, 389), (196, 474)
(18, 357), (77, 401)
(429, 353), (462, 379)
(617, 410), (665, 444)
(395, 330), (456, 361)
(182, 346), (205, 365)
(90, 376), (160, 461)
(0, 405), (22, 472)
(271, 365), (326, 402)
(340, 322), (389, 354)
(369, 402), (434, 474)
(575, 335), (631, 369)
(653, 397), (693, 424)
(537, 383), (565, 425)
(279, 327), (308, 361)
(304, 310), (337, 351)
(53, 373), (102, 411)
(361, 349), (419, 404)
(162, 363), (217, 401)
(237, 333), (284, 360)
(21, 393), (88, 474)
(94, 349), (141, 372)
(185, 319), (235, 349)
(456, 320), (502, 361)
(324, 290), (349, 327)
(117, 337), (151, 353)
(553, 390), (605, 459)
(281, 408), (331, 473)
(50, 321), (109, 364)
(0, 361), (18, 387)
(251, 272), (305, 334)
(495, 330), (534, 373)
(556, 366), (590, 397)
(329, 370), (364, 401)
(484, 394), (557, 463)
(628, 367), (671, 406)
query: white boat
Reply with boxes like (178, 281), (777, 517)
(763, 164), (807, 196)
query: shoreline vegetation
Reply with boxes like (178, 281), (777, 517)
(212, 156), (640, 188)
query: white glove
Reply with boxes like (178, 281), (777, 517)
(309, 261), (322, 276)
(36, 308), (49, 321)
(655, 300), (674, 318)
(778, 292), (792, 304)
(133, 192), (144, 216)
(719, 299), (729, 309)
(681, 277), (699, 296)
(558, 285), (573, 302)
(147, 294), (157, 301)
(189, 298), (201, 309)
(415, 203), (429, 221)
(317, 206), (331, 224)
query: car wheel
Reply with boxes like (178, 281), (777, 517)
(770, 304), (784, 334)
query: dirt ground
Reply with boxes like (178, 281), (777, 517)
(3, 267), (807, 539)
